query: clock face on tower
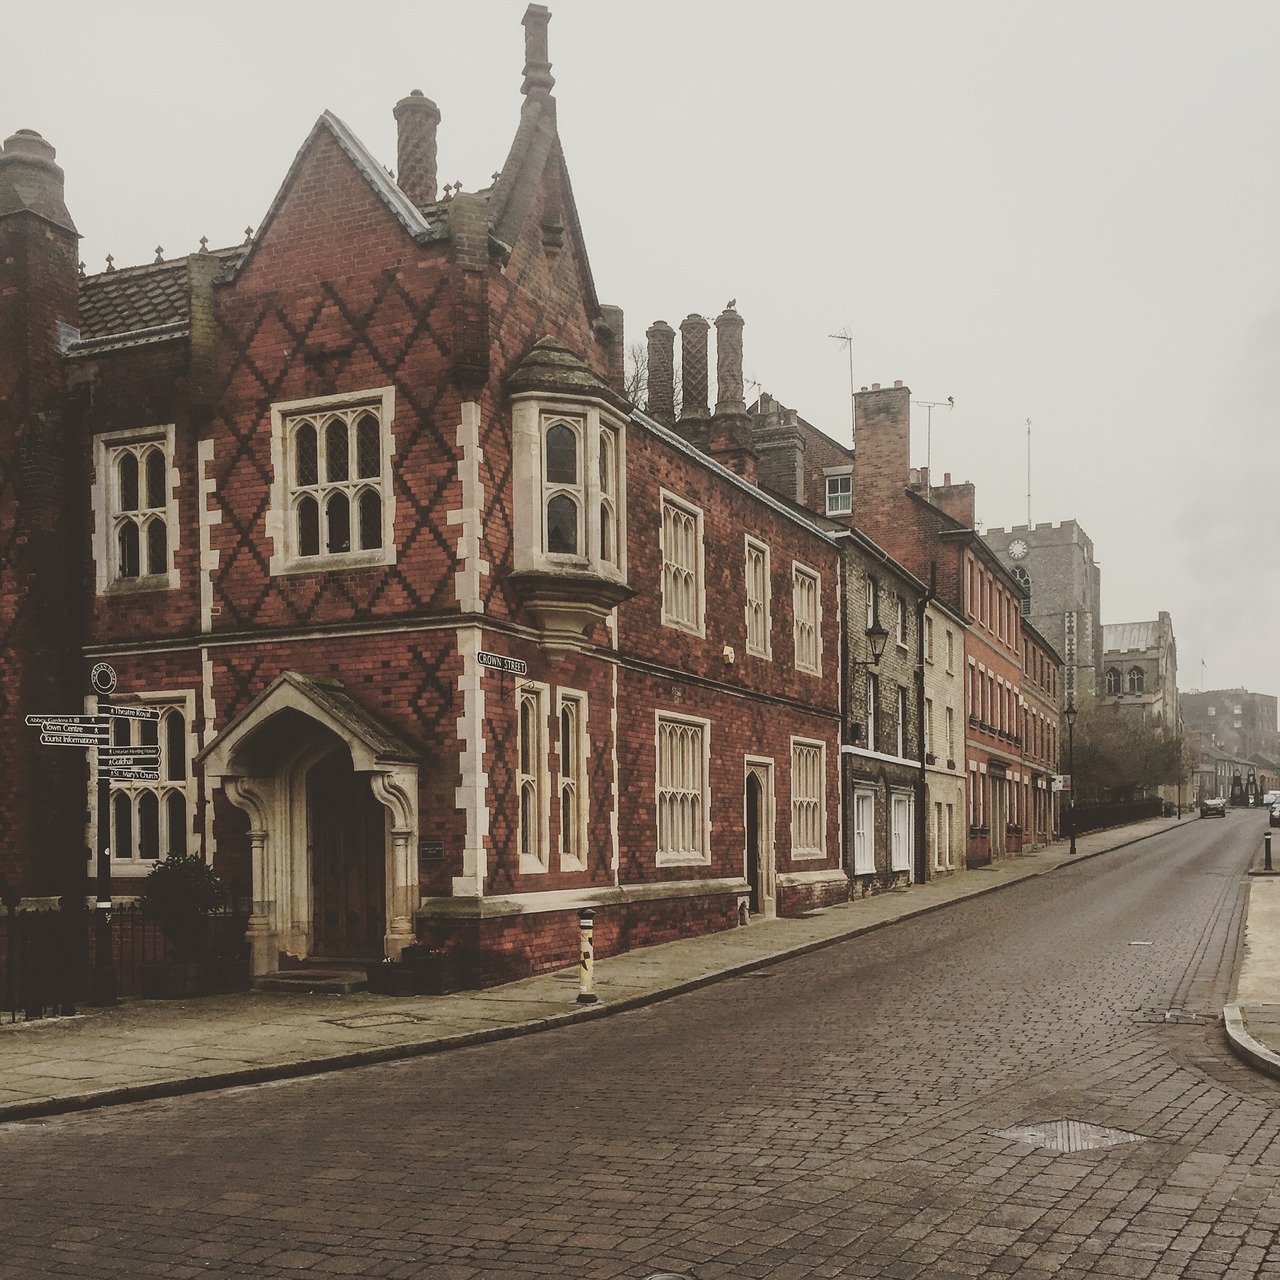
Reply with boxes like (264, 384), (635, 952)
(1009, 539), (1029, 561)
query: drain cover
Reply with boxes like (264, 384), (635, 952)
(329, 1012), (420, 1029)
(1132, 1007), (1209, 1026)
(991, 1120), (1143, 1154)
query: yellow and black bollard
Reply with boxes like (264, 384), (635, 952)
(576, 908), (598, 1004)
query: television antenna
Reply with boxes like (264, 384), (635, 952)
(829, 329), (855, 441)
(911, 396), (954, 502)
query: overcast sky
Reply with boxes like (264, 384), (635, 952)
(6, 2), (1277, 702)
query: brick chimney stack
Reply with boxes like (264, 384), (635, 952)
(679, 314), (710, 420)
(597, 304), (626, 399)
(751, 393), (805, 504)
(851, 381), (912, 547)
(714, 304), (744, 415)
(645, 320), (676, 422)
(393, 91), (441, 211)
(522, 4), (555, 97)
(709, 304), (756, 483)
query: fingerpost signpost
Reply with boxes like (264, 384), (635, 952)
(25, 662), (161, 1006)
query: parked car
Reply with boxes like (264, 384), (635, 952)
(1263, 790), (1280, 808)
(1200, 796), (1228, 818)
(1270, 802), (1280, 829)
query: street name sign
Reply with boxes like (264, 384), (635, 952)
(477, 650), (528, 676)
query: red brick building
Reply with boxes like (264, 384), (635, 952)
(0, 6), (845, 984)
(850, 382), (1062, 867)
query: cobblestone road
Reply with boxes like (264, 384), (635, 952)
(3, 817), (1277, 1280)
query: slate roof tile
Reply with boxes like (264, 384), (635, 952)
(77, 246), (244, 341)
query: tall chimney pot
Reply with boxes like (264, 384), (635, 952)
(393, 91), (441, 210)
(646, 320), (676, 420)
(679, 314), (710, 420)
(714, 304), (745, 415)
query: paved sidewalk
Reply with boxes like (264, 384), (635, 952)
(1224, 841), (1280, 1082)
(0, 816), (1191, 1122)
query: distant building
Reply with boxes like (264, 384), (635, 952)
(1181, 688), (1279, 761)
(1100, 614), (1180, 728)
(1191, 744), (1268, 806)
(982, 520), (1102, 707)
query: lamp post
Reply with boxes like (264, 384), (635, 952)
(1064, 699), (1077, 855)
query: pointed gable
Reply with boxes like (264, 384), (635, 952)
(488, 7), (600, 322)
(232, 113), (445, 291)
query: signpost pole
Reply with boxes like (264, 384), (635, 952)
(88, 757), (116, 1007)
(88, 664), (118, 1007)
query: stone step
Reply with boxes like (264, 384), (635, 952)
(253, 968), (368, 995)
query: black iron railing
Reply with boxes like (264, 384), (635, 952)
(1, 889), (248, 1022)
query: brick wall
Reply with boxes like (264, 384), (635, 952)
(0, 207), (84, 898)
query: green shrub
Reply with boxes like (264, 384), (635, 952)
(139, 853), (227, 960)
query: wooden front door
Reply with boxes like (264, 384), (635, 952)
(990, 775), (1007, 859)
(309, 751), (386, 959)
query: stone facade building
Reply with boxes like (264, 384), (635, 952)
(0, 7), (851, 983)
(838, 531), (927, 892)
(982, 519), (1102, 706)
(1100, 615), (1179, 728)
(921, 600), (966, 874)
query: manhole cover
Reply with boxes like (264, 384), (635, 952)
(329, 1012), (420, 1029)
(990, 1120), (1143, 1154)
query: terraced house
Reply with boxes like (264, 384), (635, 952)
(0, 6), (845, 985)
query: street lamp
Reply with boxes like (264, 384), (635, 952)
(1064, 699), (1077, 855)
(855, 619), (890, 669)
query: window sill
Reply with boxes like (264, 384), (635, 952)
(660, 617), (706, 639)
(654, 854), (713, 869)
(103, 573), (175, 595)
(274, 549), (395, 576)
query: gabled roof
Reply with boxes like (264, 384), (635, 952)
(229, 111), (447, 281)
(198, 670), (420, 777)
(1104, 621), (1161, 653)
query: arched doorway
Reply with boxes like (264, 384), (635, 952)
(199, 671), (421, 974)
(308, 750), (387, 959)
(743, 758), (776, 918)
